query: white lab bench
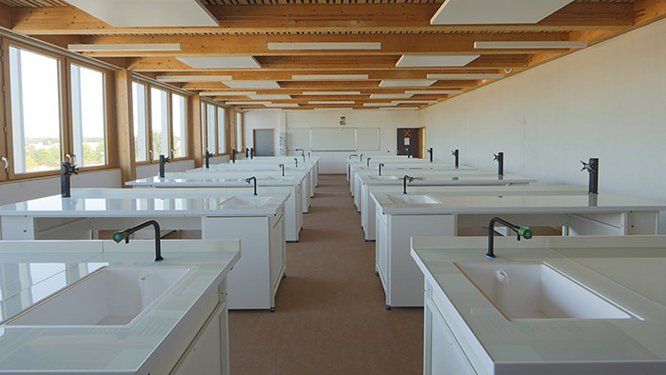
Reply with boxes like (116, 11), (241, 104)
(411, 235), (666, 375)
(0, 189), (289, 311)
(178, 170), (312, 213)
(0, 239), (239, 375)
(190, 162), (317, 199)
(127, 174), (305, 241)
(371, 189), (665, 308)
(359, 175), (537, 241)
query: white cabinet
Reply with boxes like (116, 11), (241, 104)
(173, 304), (226, 375)
(424, 294), (477, 375)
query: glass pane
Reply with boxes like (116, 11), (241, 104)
(236, 112), (243, 149)
(217, 107), (226, 154)
(171, 94), (187, 158)
(150, 87), (169, 160)
(9, 46), (62, 174)
(132, 82), (148, 162)
(70, 64), (106, 167)
(206, 104), (216, 153)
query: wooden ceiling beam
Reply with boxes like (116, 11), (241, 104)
(72, 33), (570, 57)
(128, 55), (528, 72)
(10, 2), (633, 36)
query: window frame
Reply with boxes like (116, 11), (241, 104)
(200, 99), (230, 157)
(0, 39), (114, 182)
(132, 78), (191, 164)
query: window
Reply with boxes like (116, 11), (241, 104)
(150, 87), (169, 160)
(217, 107), (226, 154)
(236, 112), (243, 150)
(70, 64), (106, 167)
(8, 46), (62, 174)
(132, 82), (148, 162)
(206, 104), (217, 153)
(171, 94), (187, 158)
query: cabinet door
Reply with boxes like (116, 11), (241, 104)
(425, 298), (477, 375)
(172, 306), (225, 375)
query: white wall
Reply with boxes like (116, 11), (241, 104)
(244, 109), (420, 173)
(419, 19), (666, 232)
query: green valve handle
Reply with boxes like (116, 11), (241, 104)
(517, 227), (533, 240)
(112, 232), (127, 243)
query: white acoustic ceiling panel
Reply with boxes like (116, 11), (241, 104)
(431, 0), (574, 25)
(268, 42), (381, 51)
(405, 90), (463, 95)
(223, 81), (280, 89)
(427, 73), (503, 80)
(156, 75), (233, 82)
(396, 55), (480, 67)
(249, 94), (292, 100)
(363, 102), (398, 107)
(291, 74), (369, 81)
(225, 101), (270, 105)
(379, 80), (436, 87)
(308, 101), (356, 105)
(301, 91), (362, 95)
(200, 91), (256, 96)
(369, 93), (414, 99)
(65, 0), (219, 27)
(177, 56), (261, 69)
(265, 103), (299, 108)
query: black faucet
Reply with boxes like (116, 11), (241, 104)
(403, 175), (414, 194)
(359, 154), (364, 162)
(250, 148), (255, 159)
(378, 163), (385, 176)
(486, 217), (533, 259)
(307, 152), (311, 159)
(112, 220), (164, 262)
(366, 157), (372, 167)
(296, 148), (305, 161)
(60, 160), (79, 198)
(427, 148), (434, 163)
(245, 148), (250, 158)
(493, 152), (504, 176)
(245, 176), (258, 195)
(452, 149), (459, 168)
(581, 158), (599, 194)
(349, 154), (358, 160)
(279, 163), (285, 176)
(294, 158), (299, 168)
(159, 155), (170, 178)
(232, 149), (237, 163)
(205, 150), (213, 169)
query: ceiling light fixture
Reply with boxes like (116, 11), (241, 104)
(223, 81), (280, 89)
(291, 74), (369, 81)
(177, 56), (262, 69)
(267, 42), (381, 51)
(474, 41), (587, 49)
(69, 43), (182, 52)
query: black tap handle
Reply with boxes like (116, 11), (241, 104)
(493, 153), (499, 161)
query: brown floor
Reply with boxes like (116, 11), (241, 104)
(228, 174), (423, 375)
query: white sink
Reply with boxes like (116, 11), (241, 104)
(221, 196), (271, 208)
(388, 195), (440, 205)
(7, 266), (189, 326)
(456, 262), (633, 320)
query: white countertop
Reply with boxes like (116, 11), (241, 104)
(359, 173), (536, 186)
(0, 191), (289, 217)
(373, 190), (666, 215)
(126, 175), (303, 188)
(410, 235), (666, 372)
(370, 183), (588, 195)
(0, 240), (240, 373)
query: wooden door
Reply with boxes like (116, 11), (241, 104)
(396, 128), (422, 158)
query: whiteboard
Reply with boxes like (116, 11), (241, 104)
(356, 128), (380, 151)
(310, 128), (356, 151)
(287, 128), (310, 150)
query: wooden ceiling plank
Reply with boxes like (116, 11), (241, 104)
(10, 2), (634, 35)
